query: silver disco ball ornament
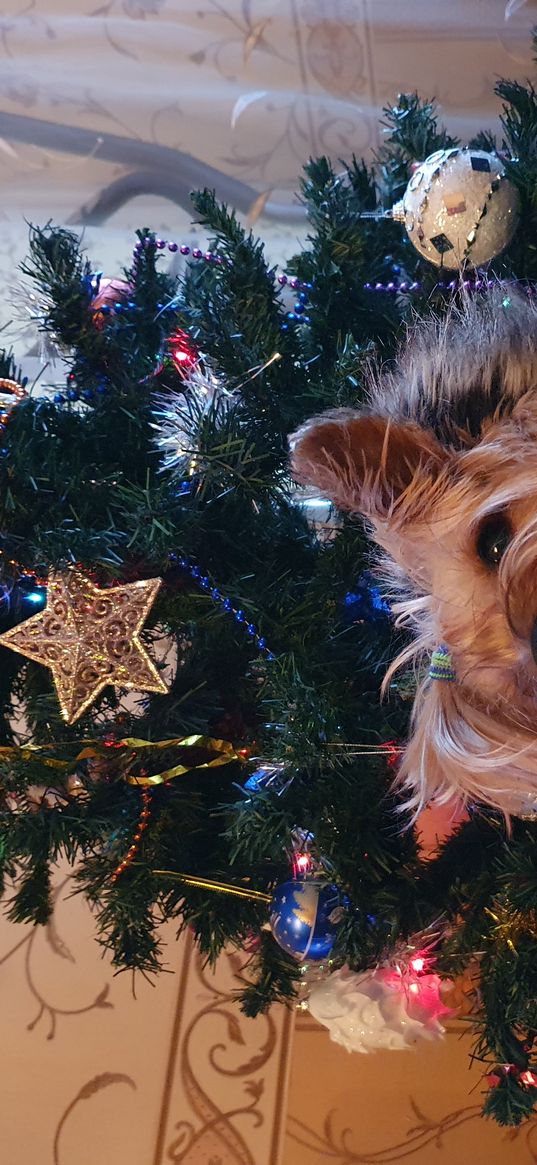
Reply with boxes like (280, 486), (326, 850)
(391, 148), (520, 269)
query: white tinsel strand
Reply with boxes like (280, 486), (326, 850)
(8, 282), (63, 365)
(153, 367), (233, 478)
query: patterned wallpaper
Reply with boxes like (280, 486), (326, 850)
(285, 1010), (537, 1165)
(0, 0), (536, 349)
(2, 867), (536, 1163)
(0, 869), (294, 1164)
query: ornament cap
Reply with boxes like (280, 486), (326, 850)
(391, 200), (406, 224)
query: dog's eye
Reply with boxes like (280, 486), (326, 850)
(476, 514), (513, 569)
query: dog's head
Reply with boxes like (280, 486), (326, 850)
(290, 295), (537, 816)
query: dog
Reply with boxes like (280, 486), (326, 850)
(290, 290), (537, 818)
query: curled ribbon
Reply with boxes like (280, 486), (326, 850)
(0, 734), (240, 785)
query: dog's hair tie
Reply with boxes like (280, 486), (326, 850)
(429, 645), (456, 682)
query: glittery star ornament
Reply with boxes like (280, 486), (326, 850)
(0, 570), (168, 723)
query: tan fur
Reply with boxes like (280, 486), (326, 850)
(290, 291), (537, 817)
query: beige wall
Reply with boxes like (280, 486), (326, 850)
(286, 1013), (537, 1165)
(0, 870), (294, 1164)
(2, 874), (536, 1164)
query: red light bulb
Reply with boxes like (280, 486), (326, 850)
(168, 329), (199, 375)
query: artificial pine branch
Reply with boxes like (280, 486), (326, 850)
(1, 49), (537, 1126)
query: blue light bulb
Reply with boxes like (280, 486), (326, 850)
(25, 590), (46, 606)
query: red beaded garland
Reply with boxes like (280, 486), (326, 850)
(111, 788), (152, 882)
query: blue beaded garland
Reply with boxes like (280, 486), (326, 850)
(173, 556), (275, 660)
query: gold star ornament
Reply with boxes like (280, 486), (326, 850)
(0, 569), (169, 723)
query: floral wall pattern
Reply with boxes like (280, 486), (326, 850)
(0, 0), (536, 349)
(0, 868), (294, 1164)
(284, 1011), (537, 1165)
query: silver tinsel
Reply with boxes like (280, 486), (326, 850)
(154, 366), (232, 479)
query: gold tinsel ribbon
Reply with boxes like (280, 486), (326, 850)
(151, 870), (271, 903)
(0, 738), (272, 905)
(0, 734), (240, 785)
(485, 903), (537, 954)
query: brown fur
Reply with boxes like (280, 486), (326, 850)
(290, 291), (537, 817)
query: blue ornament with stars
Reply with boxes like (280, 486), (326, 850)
(269, 878), (345, 961)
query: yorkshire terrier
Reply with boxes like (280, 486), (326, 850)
(291, 290), (537, 818)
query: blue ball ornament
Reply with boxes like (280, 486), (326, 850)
(269, 879), (344, 961)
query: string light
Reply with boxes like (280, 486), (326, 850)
(293, 852), (314, 876)
(24, 589), (46, 606)
(0, 551), (47, 588)
(487, 1064), (537, 1091)
(0, 376), (28, 434)
(167, 329), (200, 374)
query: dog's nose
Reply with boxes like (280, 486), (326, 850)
(531, 621), (537, 665)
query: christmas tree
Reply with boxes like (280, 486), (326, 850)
(2, 52), (537, 1128)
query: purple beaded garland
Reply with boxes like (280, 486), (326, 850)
(130, 234), (532, 301)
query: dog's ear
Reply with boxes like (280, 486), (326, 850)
(290, 409), (449, 523)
